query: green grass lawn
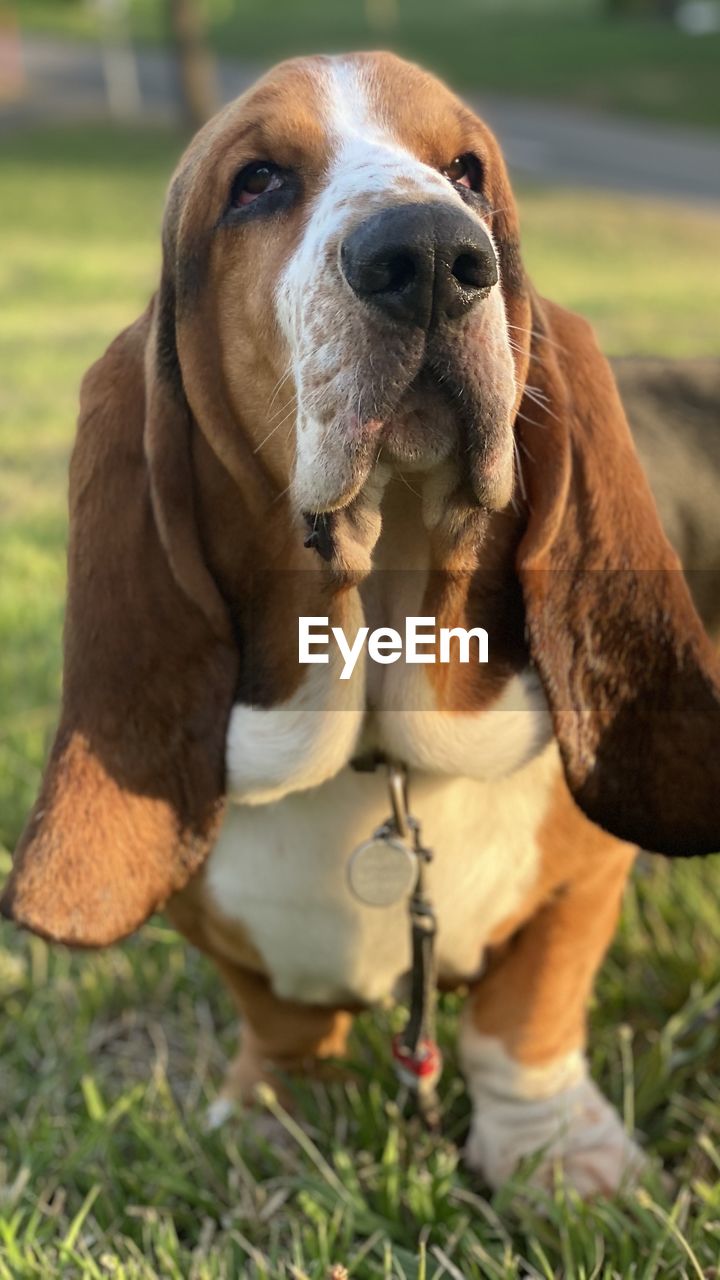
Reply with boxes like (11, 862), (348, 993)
(2, 124), (720, 1278)
(18, 0), (720, 130)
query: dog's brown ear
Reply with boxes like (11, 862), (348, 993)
(0, 302), (237, 945)
(517, 298), (720, 856)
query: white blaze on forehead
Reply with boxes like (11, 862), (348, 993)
(325, 59), (394, 148)
(321, 58), (457, 202)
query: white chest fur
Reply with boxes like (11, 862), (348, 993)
(210, 707), (557, 1006)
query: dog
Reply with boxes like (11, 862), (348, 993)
(3, 53), (720, 1197)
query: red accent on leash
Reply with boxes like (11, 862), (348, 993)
(392, 1033), (443, 1087)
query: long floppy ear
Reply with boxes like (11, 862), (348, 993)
(517, 297), (720, 856)
(0, 299), (238, 945)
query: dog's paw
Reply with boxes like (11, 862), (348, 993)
(460, 1029), (648, 1198)
(463, 1074), (646, 1197)
(204, 1086), (306, 1160)
(203, 1036), (292, 1132)
(205, 1095), (237, 1132)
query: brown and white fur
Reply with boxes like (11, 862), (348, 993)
(3, 54), (720, 1199)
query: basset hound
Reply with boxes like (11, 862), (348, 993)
(3, 53), (720, 1197)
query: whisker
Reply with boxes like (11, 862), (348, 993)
(253, 402), (303, 454)
(270, 481), (292, 506)
(254, 386), (328, 454)
(517, 437), (536, 468)
(515, 408), (546, 430)
(265, 392), (299, 426)
(513, 437), (527, 505)
(266, 365), (293, 416)
(253, 414), (293, 455)
(523, 386), (561, 422)
(506, 323), (567, 353)
(524, 382), (551, 402)
(396, 470), (421, 499)
(508, 339), (546, 366)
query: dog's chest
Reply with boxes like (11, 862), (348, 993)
(207, 745), (558, 1005)
(207, 493), (555, 1006)
(210, 653), (555, 1006)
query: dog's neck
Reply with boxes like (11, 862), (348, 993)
(361, 473), (529, 711)
(191, 426), (528, 708)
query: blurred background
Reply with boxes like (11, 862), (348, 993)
(1, 3), (720, 1274)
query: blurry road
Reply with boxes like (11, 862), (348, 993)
(5, 35), (720, 204)
(479, 95), (720, 205)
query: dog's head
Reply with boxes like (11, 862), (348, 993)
(3, 53), (720, 949)
(162, 53), (528, 532)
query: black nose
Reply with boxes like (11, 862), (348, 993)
(340, 201), (498, 327)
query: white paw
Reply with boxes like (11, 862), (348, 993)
(203, 1085), (305, 1154)
(459, 1028), (647, 1197)
(204, 1096), (236, 1132)
(464, 1074), (646, 1197)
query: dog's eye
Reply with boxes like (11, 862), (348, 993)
(442, 154), (481, 191)
(231, 162), (284, 207)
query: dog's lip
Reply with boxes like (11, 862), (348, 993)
(302, 510), (336, 559)
(376, 364), (460, 445)
(299, 366), (467, 515)
(394, 361), (445, 403)
(299, 360), (499, 519)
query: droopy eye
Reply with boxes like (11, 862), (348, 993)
(442, 154), (482, 192)
(231, 161), (284, 207)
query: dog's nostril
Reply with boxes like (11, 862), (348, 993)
(452, 250), (496, 290)
(384, 252), (416, 294)
(453, 252), (481, 288)
(360, 251), (416, 297)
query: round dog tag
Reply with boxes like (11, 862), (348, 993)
(348, 835), (418, 907)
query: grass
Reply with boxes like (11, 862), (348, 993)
(17, 0), (720, 130)
(1, 123), (720, 1277)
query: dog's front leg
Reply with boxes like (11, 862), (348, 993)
(459, 837), (645, 1197)
(203, 958), (353, 1128)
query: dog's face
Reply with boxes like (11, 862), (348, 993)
(167, 52), (527, 522)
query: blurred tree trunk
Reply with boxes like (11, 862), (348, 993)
(97, 0), (142, 120)
(168, 0), (219, 129)
(0, 9), (25, 102)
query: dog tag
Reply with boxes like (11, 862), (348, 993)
(348, 832), (418, 907)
